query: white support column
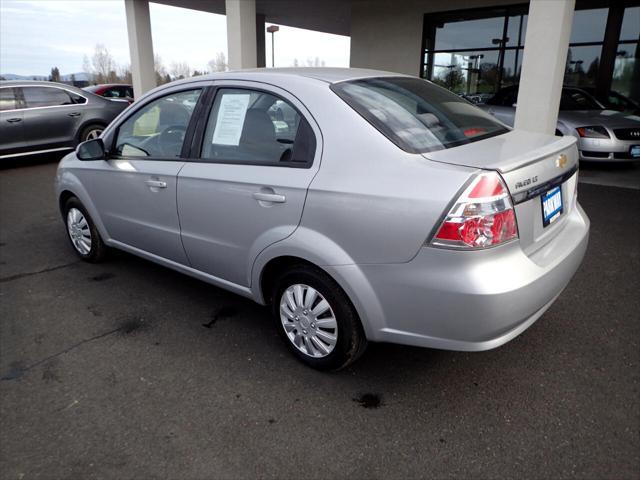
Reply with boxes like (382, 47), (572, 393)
(514, 0), (575, 135)
(125, 0), (157, 98)
(226, 0), (257, 70)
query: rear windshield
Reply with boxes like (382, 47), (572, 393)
(331, 77), (508, 154)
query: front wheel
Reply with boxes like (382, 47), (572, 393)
(63, 197), (107, 263)
(272, 265), (367, 370)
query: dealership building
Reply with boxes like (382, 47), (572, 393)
(124, 0), (639, 135)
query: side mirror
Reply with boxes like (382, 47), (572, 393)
(76, 138), (105, 161)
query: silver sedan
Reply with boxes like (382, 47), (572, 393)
(55, 69), (589, 370)
(481, 85), (640, 162)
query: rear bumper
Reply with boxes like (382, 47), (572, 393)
(326, 203), (590, 351)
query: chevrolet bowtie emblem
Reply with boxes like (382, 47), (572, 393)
(556, 154), (568, 168)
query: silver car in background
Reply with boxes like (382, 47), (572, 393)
(0, 80), (128, 160)
(481, 85), (640, 162)
(55, 69), (589, 370)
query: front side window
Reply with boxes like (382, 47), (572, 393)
(332, 77), (508, 154)
(114, 89), (201, 158)
(201, 89), (315, 166)
(0, 88), (16, 111)
(22, 87), (74, 108)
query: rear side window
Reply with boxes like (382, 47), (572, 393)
(114, 89), (201, 158)
(0, 88), (16, 111)
(22, 87), (73, 108)
(68, 92), (87, 104)
(332, 77), (508, 154)
(200, 88), (315, 166)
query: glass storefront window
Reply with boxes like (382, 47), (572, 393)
(570, 8), (608, 43)
(564, 45), (602, 89)
(502, 49), (524, 87)
(434, 16), (505, 50)
(430, 50), (501, 95)
(506, 14), (527, 47)
(620, 7), (639, 41)
(612, 44), (640, 101)
(424, 4), (639, 103)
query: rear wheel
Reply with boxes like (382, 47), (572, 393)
(63, 197), (107, 263)
(79, 124), (104, 142)
(272, 265), (367, 370)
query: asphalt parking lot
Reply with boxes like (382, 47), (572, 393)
(0, 156), (639, 479)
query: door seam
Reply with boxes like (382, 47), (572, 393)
(175, 161), (194, 267)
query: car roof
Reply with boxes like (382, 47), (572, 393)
(170, 67), (410, 88)
(0, 80), (85, 91)
(86, 83), (132, 88)
(242, 67), (408, 83)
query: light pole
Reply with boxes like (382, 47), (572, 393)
(266, 25), (279, 68)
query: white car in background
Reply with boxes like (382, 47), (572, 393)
(481, 85), (640, 162)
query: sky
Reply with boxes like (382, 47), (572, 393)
(0, 0), (350, 76)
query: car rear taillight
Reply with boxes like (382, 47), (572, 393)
(430, 171), (518, 249)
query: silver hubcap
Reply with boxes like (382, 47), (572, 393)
(66, 208), (92, 255)
(85, 129), (102, 140)
(280, 284), (338, 358)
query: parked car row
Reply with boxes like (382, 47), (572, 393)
(0, 81), (129, 159)
(55, 69), (589, 370)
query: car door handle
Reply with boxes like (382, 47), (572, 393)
(145, 179), (167, 189)
(253, 192), (286, 203)
(68, 112), (81, 117)
(6, 118), (22, 123)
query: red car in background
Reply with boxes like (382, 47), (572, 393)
(84, 84), (134, 104)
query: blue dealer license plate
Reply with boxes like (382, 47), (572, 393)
(630, 145), (640, 158)
(541, 186), (563, 227)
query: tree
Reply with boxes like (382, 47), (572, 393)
(118, 64), (132, 84)
(49, 67), (60, 82)
(70, 73), (77, 86)
(170, 61), (191, 80)
(91, 44), (116, 84)
(155, 54), (168, 84)
(208, 52), (227, 72)
(82, 55), (92, 79)
(292, 58), (299, 67)
(302, 57), (325, 68)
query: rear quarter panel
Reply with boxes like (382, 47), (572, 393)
(251, 81), (475, 277)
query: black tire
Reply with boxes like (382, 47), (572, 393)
(79, 124), (105, 143)
(271, 264), (367, 371)
(63, 197), (108, 263)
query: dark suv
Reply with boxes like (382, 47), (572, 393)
(0, 80), (128, 160)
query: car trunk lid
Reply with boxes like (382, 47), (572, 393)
(423, 130), (579, 256)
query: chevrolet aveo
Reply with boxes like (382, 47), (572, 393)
(55, 68), (590, 370)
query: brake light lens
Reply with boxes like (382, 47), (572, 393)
(431, 172), (518, 249)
